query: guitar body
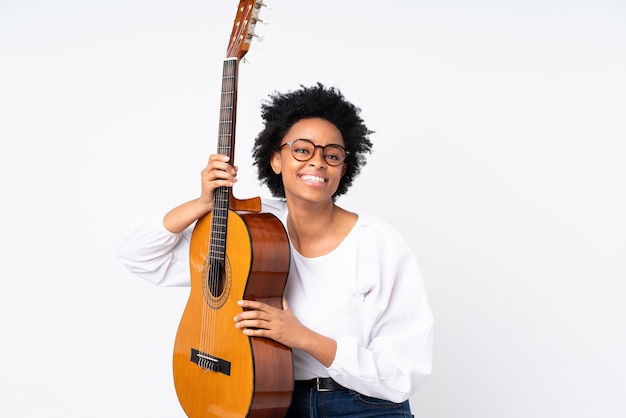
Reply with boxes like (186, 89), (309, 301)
(173, 210), (292, 417)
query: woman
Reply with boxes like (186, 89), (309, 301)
(118, 83), (433, 417)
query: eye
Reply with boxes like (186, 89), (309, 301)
(292, 139), (314, 155)
(293, 145), (312, 155)
(323, 145), (344, 161)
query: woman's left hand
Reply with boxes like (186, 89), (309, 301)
(234, 298), (338, 367)
(234, 298), (304, 349)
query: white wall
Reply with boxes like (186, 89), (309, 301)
(1, 0), (624, 417)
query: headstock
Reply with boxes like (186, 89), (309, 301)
(226, 0), (266, 59)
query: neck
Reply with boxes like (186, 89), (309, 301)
(285, 200), (356, 258)
(288, 198), (333, 238)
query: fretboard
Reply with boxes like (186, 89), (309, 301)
(210, 57), (239, 262)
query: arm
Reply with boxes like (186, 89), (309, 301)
(233, 241), (432, 402)
(118, 154), (238, 286)
(327, 223), (434, 402)
(235, 298), (338, 368)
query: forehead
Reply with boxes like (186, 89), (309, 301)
(283, 118), (344, 145)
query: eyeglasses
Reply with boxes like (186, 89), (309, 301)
(279, 138), (348, 166)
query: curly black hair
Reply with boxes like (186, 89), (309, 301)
(252, 83), (373, 200)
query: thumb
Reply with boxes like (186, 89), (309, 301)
(282, 296), (290, 312)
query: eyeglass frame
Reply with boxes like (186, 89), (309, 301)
(279, 138), (349, 166)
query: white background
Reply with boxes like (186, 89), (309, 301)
(1, 0), (625, 417)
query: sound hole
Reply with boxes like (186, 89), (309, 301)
(202, 256), (232, 309)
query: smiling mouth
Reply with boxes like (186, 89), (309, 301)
(300, 174), (326, 183)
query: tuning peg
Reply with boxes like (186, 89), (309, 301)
(252, 33), (266, 42)
(258, 1), (273, 11)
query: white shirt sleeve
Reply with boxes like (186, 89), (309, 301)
(116, 199), (286, 287)
(117, 210), (193, 287)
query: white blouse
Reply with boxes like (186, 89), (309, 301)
(118, 198), (433, 403)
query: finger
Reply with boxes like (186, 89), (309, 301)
(202, 167), (237, 186)
(234, 310), (269, 322)
(206, 155), (237, 175)
(235, 318), (269, 329)
(237, 299), (270, 311)
(209, 154), (230, 163)
(205, 165), (236, 179)
(241, 327), (269, 337)
(207, 175), (236, 186)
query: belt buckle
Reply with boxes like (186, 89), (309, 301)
(315, 378), (332, 392)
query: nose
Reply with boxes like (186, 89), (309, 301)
(308, 146), (327, 167)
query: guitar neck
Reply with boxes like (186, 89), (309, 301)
(215, 57), (240, 206)
(210, 58), (239, 261)
(214, 57), (262, 215)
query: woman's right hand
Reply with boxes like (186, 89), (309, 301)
(199, 154), (238, 210)
(163, 154), (237, 234)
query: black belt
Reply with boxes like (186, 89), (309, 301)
(295, 377), (348, 392)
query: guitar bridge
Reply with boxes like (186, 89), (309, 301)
(190, 348), (231, 376)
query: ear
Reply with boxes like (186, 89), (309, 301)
(341, 163), (347, 176)
(270, 152), (281, 174)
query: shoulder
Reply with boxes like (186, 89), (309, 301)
(355, 215), (404, 240)
(353, 215), (415, 257)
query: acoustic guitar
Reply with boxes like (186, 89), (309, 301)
(172, 2), (293, 416)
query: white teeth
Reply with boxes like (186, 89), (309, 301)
(301, 175), (325, 183)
